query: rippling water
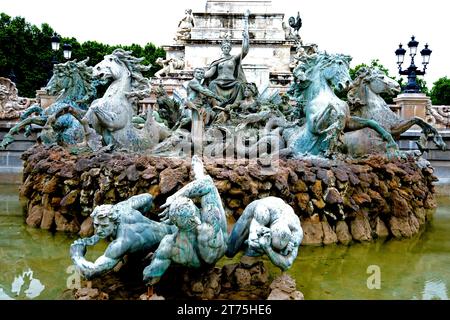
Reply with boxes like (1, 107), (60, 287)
(0, 184), (449, 300)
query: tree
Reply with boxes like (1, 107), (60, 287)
(0, 13), (55, 96)
(430, 77), (450, 105)
(0, 13), (166, 97)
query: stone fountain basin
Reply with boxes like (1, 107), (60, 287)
(21, 144), (437, 245)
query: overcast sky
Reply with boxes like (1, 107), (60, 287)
(1, 0), (448, 86)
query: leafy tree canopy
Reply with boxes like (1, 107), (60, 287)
(0, 12), (165, 97)
(429, 76), (450, 105)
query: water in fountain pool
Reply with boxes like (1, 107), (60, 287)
(0, 184), (449, 300)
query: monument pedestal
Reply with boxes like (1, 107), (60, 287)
(160, 0), (296, 95)
(36, 88), (56, 108)
(393, 93), (430, 123)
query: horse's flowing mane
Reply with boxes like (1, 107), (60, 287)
(347, 67), (386, 108)
(347, 67), (370, 108)
(110, 49), (152, 102)
(52, 58), (96, 104)
(290, 51), (351, 104)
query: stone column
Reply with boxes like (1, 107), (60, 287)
(36, 89), (56, 109)
(393, 93), (431, 120)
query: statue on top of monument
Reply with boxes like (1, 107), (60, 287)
(175, 9), (195, 41)
(203, 10), (251, 109)
(282, 21), (300, 42)
(154, 57), (185, 78)
(288, 12), (302, 38)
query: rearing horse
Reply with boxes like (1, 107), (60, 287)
(85, 49), (170, 151)
(287, 52), (399, 158)
(0, 59), (95, 149)
(345, 67), (446, 156)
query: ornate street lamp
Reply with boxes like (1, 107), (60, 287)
(62, 43), (72, 60)
(51, 32), (60, 65)
(51, 32), (60, 51)
(395, 36), (432, 93)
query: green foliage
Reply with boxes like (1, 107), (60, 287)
(350, 59), (393, 80)
(430, 77), (450, 105)
(0, 13), (55, 97)
(0, 12), (165, 97)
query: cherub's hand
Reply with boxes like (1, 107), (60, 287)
(158, 207), (172, 224)
(258, 231), (272, 249)
(256, 226), (271, 237)
(160, 195), (175, 210)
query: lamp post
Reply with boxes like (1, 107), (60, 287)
(51, 32), (61, 65)
(62, 43), (73, 60)
(395, 36), (432, 93)
(49, 33), (73, 81)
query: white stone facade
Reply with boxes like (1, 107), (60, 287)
(158, 0), (296, 95)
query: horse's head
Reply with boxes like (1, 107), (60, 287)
(320, 53), (352, 92)
(93, 49), (152, 102)
(46, 58), (93, 97)
(93, 51), (129, 81)
(366, 68), (400, 95)
(290, 52), (352, 98)
(46, 62), (73, 95)
(348, 67), (400, 106)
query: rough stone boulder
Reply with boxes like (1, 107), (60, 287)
(267, 273), (304, 300)
(20, 144), (437, 244)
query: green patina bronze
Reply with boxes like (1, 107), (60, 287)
(0, 59), (97, 149)
(286, 52), (400, 158)
(70, 194), (176, 280)
(85, 49), (171, 151)
(142, 155), (229, 285)
(345, 67), (446, 156)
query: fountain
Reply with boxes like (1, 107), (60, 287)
(5, 3), (443, 300)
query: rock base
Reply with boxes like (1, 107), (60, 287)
(21, 144), (438, 245)
(72, 256), (303, 300)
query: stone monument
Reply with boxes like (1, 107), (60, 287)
(157, 0), (299, 96)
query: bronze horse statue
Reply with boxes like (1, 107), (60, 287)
(285, 52), (399, 158)
(345, 67), (446, 156)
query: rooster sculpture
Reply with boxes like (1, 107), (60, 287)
(288, 11), (302, 36)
